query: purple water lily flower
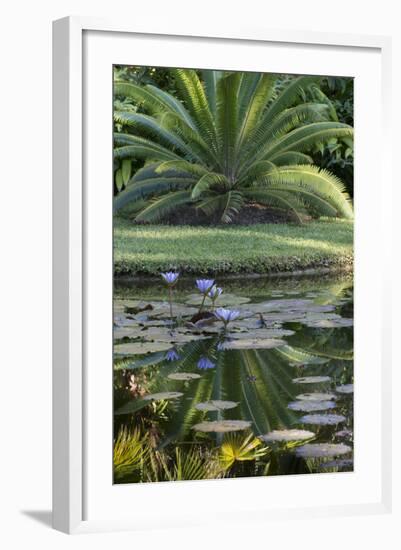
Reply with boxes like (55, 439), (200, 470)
(165, 348), (180, 362)
(208, 286), (223, 300)
(216, 340), (227, 352)
(161, 271), (179, 285)
(215, 307), (240, 327)
(196, 279), (215, 294)
(197, 357), (216, 370)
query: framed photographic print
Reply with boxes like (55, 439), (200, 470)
(52, 17), (392, 534)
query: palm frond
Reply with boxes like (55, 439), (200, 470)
(202, 69), (223, 115)
(191, 172), (230, 199)
(216, 72), (241, 176)
(114, 177), (196, 211)
(172, 68), (218, 152)
(265, 122), (354, 158)
(252, 164), (353, 218)
(114, 112), (200, 161)
(270, 151), (314, 165)
(134, 190), (193, 222)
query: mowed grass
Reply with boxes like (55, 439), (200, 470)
(114, 218), (353, 277)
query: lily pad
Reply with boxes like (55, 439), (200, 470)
(296, 392), (337, 401)
(288, 400), (336, 412)
(194, 400), (239, 412)
(320, 459), (353, 470)
(220, 338), (286, 350)
(259, 429), (315, 443)
(295, 443), (352, 458)
(114, 341), (173, 355)
(305, 318), (353, 328)
(335, 429), (353, 438)
(113, 327), (141, 340)
(192, 420), (252, 433)
(228, 328), (295, 340)
(185, 293), (250, 306)
(292, 376), (331, 384)
(336, 384), (354, 394)
(299, 414), (346, 425)
(143, 391), (183, 401)
(167, 373), (201, 381)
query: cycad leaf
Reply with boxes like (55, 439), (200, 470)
(135, 190), (193, 222)
(253, 164), (353, 218)
(114, 177), (196, 211)
(191, 172), (229, 199)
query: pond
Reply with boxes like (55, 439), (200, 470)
(113, 273), (353, 483)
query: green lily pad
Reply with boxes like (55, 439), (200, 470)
(192, 420), (251, 433)
(114, 341), (173, 355)
(143, 391), (183, 401)
(167, 373), (201, 381)
(295, 443), (352, 458)
(194, 400), (239, 412)
(296, 392), (337, 401)
(259, 429), (315, 443)
(220, 338), (286, 350)
(288, 400), (336, 412)
(336, 384), (354, 394)
(292, 376), (331, 384)
(299, 414), (346, 425)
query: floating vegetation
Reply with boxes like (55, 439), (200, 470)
(287, 400), (336, 412)
(299, 414), (346, 425)
(292, 376), (331, 384)
(336, 384), (354, 394)
(259, 429), (315, 443)
(296, 392), (337, 401)
(186, 293), (250, 306)
(143, 391), (183, 401)
(320, 459), (354, 470)
(335, 429), (353, 439)
(220, 338), (286, 350)
(295, 443), (352, 458)
(113, 275), (354, 483)
(192, 420), (252, 433)
(195, 400), (239, 412)
(167, 373), (201, 381)
(114, 341), (173, 355)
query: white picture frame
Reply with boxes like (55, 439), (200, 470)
(52, 16), (393, 534)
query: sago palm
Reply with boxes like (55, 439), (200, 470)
(113, 69), (354, 223)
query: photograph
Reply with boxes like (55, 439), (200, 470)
(112, 65), (354, 484)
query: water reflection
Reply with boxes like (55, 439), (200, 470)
(113, 274), (353, 483)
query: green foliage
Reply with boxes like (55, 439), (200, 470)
(219, 432), (269, 470)
(113, 69), (354, 222)
(113, 218), (353, 276)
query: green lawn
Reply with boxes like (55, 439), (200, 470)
(114, 218), (353, 277)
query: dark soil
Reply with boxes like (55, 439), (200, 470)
(156, 203), (299, 226)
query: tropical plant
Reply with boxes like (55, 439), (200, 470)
(219, 432), (269, 471)
(113, 426), (150, 482)
(113, 69), (354, 223)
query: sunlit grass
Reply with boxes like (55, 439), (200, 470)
(114, 218), (353, 276)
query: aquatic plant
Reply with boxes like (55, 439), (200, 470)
(214, 307), (240, 329)
(165, 348), (180, 361)
(196, 278), (215, 312)
(208, 285), (223, 309)
(161, 271), (180, 320)
(197, 356), (216, 370)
